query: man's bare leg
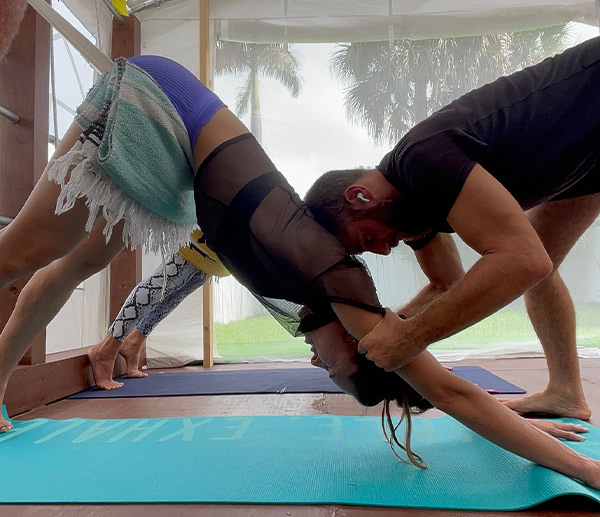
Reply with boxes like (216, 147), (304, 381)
(501, 194), (600, 419)
(502, 270), (591, 419)
(87, 328), (147, 389)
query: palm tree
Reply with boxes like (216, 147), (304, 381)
(215, 41), (302, 144)
(330, 26), (568, 145)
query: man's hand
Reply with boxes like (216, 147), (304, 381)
(357, 308), (424, 370)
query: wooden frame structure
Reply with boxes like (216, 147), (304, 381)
(0, 2), (159, 417)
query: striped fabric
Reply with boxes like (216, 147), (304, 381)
(47, 58), (196, 255)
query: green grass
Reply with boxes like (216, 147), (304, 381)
(215, 303), (600, 361)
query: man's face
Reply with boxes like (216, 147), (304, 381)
(304, 320), (362, 396)
(338, 218), (403, 255)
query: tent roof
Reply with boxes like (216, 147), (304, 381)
(130, 0), (599, 42)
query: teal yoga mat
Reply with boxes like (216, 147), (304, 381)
(1, 407), (599, 509)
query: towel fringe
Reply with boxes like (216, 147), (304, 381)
(47, 141), (195, 256)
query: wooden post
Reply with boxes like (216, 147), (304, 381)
(203, 278), (214, 368)
(199, 0), (215, 368)
(0, 4), (51, 365)
(108, 14), (143, 372)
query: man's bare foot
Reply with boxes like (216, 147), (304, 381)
(501, 391), (591, 420)
(87, 335), (124, 390)
(120, 331), (148, 379)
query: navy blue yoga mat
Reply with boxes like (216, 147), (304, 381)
(1, 407), (598, 508)
(70, 365), (524, 399)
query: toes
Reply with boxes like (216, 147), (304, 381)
(127, 371), (148, 378)
(97, 381), (124, 390)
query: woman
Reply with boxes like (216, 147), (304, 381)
(0, 54), (384, 432)
(304, 315), (600, 487)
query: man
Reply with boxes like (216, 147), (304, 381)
(305, 35), (600, 421)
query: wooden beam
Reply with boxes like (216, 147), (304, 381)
(111, 11), (141, 61)
(203, 278), (214, 368)
(0, 3), (50, 365)
(199, 0), (211, 86)
(199, 0), (215, 368)
(108, 14), (143, 374)
(4, 348), (94, 417)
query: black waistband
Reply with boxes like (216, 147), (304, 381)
(196, 132), (255, 176)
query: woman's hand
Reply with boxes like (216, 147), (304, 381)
(527, 419), (589, 441)
(357, 308), (424, 370)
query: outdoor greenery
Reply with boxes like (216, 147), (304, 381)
(215, 40), (302, 143)
(330, 26), (568, 144)
(215, 303), (600, 362)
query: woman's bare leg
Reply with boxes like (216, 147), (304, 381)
(0, 123), (94, 291)
(119, 329), (148, 378)
(87, 328), (147, 390)
(0, 219), (126, 431)
(86, 334), (126, 390)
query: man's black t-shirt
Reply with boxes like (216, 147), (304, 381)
(377, 36), (600, 250)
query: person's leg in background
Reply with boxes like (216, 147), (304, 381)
(88, 254), (210, 389)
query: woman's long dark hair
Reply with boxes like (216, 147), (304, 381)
(350, 353), (433, 469)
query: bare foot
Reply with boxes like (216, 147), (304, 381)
(0, 382), (13, 433)
(0, 417), (12, 433)
(0, 381), (12, 434)
(120, 332), (148, 379)
(87, 335), (124, 390)
(501, 391), (591, 421)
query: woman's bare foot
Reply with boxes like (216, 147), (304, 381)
(0, 416), (12, 433)
(0, 382), (13, 433)
(501, 391), (591, 420)
(87, 335), (124, 390)
(119, 329), (148, 379)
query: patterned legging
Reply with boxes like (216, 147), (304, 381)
(109, 252), (210, 341)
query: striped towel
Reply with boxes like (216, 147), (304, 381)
(47, 58), (197, 255)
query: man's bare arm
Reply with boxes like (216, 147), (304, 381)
(359, 164), (552, 369)
(398, 233), (464, 318)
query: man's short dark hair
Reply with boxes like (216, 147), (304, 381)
(304, 168), (369, 235)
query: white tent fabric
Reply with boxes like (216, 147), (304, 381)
(60, 0), (112, 58)
(131, 0), (599, 44)
(212, 0), (598, 42)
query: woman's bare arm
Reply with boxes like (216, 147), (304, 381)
(397, 352), (600, 489)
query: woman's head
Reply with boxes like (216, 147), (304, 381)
(304, 318), (433, 468)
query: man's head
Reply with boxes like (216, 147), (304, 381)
(305, 168), (429, 255)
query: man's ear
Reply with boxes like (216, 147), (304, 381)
(344, 185), (373, 209)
